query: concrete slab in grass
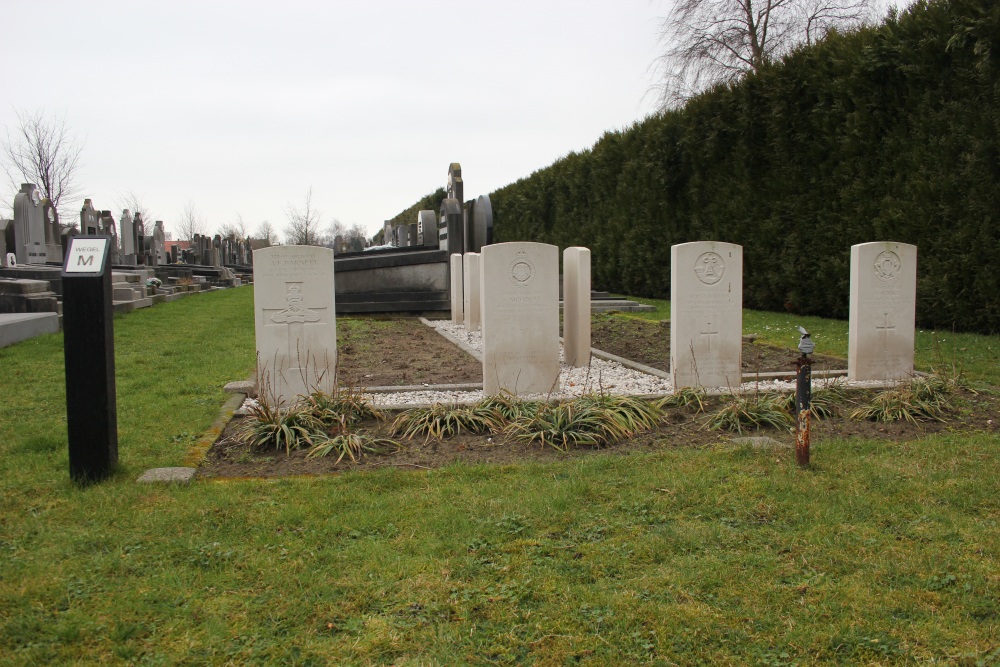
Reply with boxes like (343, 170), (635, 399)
(0, 312), (59, 348)
(137, 467), (197, 485)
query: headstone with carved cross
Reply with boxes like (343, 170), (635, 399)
(848, 242), (917, 381)
(670, 241), (743, 390)
(253, 245), (337, 407)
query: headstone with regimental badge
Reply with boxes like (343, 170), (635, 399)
(670, 241), (743, 390)
(480, 242), (559, 395)
(253, 245), (337, 407)
(848, 242), (917, 381)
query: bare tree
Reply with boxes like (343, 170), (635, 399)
(326, 218), (347, 245)
(116, 190), (154, 226)
(1, 108), (84, 217)
(218, 213), (249, 240)
(176, 200), (206, 241)
(653, 0), (881, 107)
(284, 187), (324, 245)
(255, 220), (279, 247)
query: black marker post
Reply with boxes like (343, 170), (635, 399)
(62, 236), (118, 482)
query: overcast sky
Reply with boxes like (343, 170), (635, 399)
(2, 0), (666, 241)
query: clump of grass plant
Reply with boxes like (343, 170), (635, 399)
(707, 391), (795, 434)
(391, 403), (500, 441)
(849, 376), (953, 424)
(575, 394), (663, 437)
(779, 378), (849, 419)
(657, 386), (708, 413)
(475, 390), (542, 421)
(236, 399), (322, 455)
(306, 432), (400, 464)
(506, 401), (608, 451)
(305, 387), (383, 428)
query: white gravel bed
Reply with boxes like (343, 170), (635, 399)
(237, 320), (907, 411)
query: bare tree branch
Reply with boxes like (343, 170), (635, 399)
(255, 220), (279, 247)
(176, 200), (206, 241)
(652, 0), (883, 108)
(1, 108), (85, 219)
(116, 190), (154, 228)
(284, 187), (324, 245)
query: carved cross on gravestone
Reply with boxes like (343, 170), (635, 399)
(875, 313), (895, 350)
(699, 321), (719, 352)
(262, 282), (331, 380)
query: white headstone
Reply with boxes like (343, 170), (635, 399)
(670, 241), (743, 390)
(463, 252), (481, 332)
(563, 247), (591, 367)
(253, 245), (337, 407)
(848, 242), (917, 381)
(450, 253), (464, 325)
(480, 242), (559, 395)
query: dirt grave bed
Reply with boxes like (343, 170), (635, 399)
(198, 315), (999, 479)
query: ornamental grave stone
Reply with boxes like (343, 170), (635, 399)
(14, 184), (46, 264)
(480, 242), (559, 396)
(670, 241), (743, 390)
(848, 242), (917, 381)
(253, 245), (337, 407)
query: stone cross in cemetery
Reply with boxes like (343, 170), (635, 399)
(848, 242), (917, 381)
(670, 241), (743, 390)
(463, 252), (481, 332)
(254, 245), (337, 407)
(450, 253), (464, 324)
(13, 183), (46, 264)
(481, 242), (560, 395)
(563, 247), (592, 367)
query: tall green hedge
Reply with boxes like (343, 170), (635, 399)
(484, 0), (1000, 333)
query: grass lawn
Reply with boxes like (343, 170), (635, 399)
(0, 286), (997, 665)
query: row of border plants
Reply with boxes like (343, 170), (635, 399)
(233, 375), (966, 459)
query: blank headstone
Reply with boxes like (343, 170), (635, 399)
(848, 242), (917, 381)
(253, 245), (337, 407)
(480, 242), (559, 395)
(670, 241), (743, 390)
(418, 210), (438, 247)
(563, 246), (591, 367)
(450, 253), (464, 325)
(463, 252), (481, 332)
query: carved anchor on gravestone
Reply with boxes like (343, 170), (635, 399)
(262, 282), (330, 385)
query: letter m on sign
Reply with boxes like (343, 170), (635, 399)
(78, 255), (94, 267)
